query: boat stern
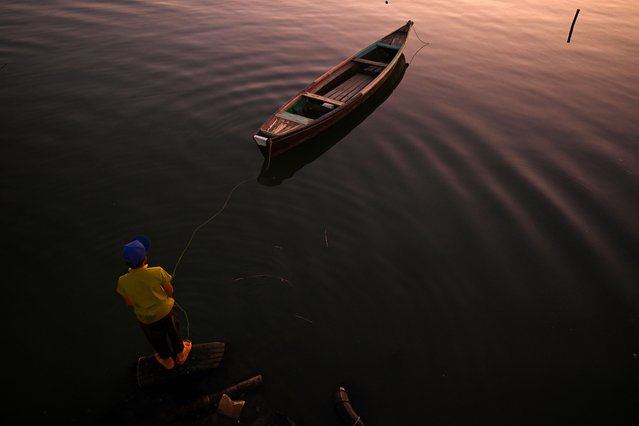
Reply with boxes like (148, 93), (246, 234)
(253, 134), (270, 148)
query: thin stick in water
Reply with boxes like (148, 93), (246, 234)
(567, 9), (580, 43)
(235, 275), (292, 286)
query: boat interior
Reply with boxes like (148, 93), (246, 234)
(282, 43), (401, 122)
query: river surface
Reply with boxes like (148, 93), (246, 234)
(2, 1), (639, 425)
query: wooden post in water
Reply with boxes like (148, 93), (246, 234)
(567, 9), (580, 43)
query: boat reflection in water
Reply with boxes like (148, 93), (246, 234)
(258, 54), (408, 186)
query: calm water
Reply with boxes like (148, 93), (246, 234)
(2, 0), (639, 424)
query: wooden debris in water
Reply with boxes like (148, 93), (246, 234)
(178, 375), (263, 416)
(136, 342), (225, 388)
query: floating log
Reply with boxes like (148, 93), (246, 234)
(136, 341), (225, 388)
(178, 375), (264, 415)
(335, 386), (365, 426)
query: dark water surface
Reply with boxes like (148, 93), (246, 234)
(2, 0), (639, 424)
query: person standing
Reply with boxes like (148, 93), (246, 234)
(117, 236), (192, 369)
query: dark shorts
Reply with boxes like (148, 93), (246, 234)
(138, 306), (184, 359)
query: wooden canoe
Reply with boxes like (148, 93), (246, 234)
(253, 20), (413, 158)
(257, 55), (408, 186)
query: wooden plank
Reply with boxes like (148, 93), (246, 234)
(336, 80), (362, 102)
(353, 58), (388, 68)
(310, 62), (358, 94)
(324, 75), (366, 99)
(324, 88), (338, 99)
(332, 76), (366, 102)
(328, 74), (369, 101)
(377, 42), (401, 50)
(336, 74), (364, 98)
(349, 75), (374, 96)
(341, 86), (364, 102)
(264, 115), (304, 134)
(364, 65), (383, 73)
(136, 341), (226, 388)
(303, 92), (345, 106)
(275, 111), (314, 125)
(337, 74), (373, 102)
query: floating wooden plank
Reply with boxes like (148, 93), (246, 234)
(136, 341), (226, 388)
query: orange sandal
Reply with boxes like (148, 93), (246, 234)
(176, 340), (192, 365)
(154, 353), (175, 370)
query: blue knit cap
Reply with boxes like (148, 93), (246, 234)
(122, 236), (151, 266)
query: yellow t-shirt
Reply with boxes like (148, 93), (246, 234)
(117, 265), (174, 324)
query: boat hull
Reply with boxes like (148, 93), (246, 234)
(256, 89), (366, 158)
(254, 21), (413, 158)
(257, 55), (408, 186)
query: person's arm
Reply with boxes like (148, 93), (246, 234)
(162, 281), (174, 297)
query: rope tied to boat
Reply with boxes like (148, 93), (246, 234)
(408, 24), (430, 65)
(411, 24), (429, 45)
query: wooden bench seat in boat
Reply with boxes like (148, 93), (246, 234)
(275, 111), (314, 125)
(352, 57), (389, 68)
(302, 92), (345, 106)
(377, 41), (401, 50)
